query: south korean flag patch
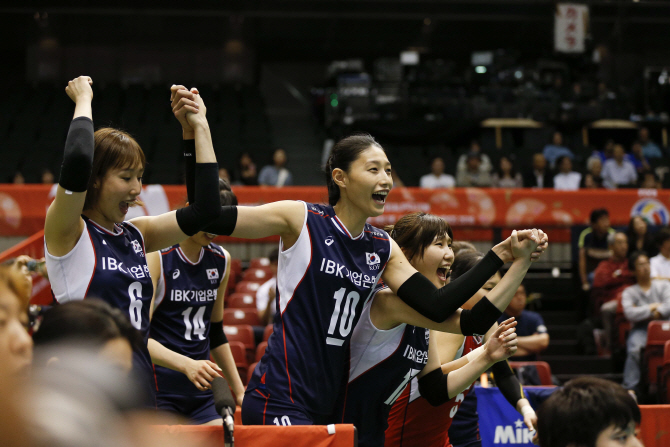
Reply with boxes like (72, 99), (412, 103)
(206, 269), (219, 281)
(131, 240), (144, 257)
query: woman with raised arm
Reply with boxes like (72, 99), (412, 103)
(44, 77), (221, 404)
(172, 87), (548, 425)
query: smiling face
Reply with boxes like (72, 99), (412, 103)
(335, 145), (392, 217)
(190, 231), (217, 247)
(90, 165), (143, 227)
(409, 234), (454, 288)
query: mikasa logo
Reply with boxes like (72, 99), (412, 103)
(494, 420), (534, 444)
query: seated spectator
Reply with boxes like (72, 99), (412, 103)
(11, 171), (24, 185)
(523, 153), (553, 188)
(455, 151), (492, 187)
(491, 155), (523, 188)
(625, 141), (650, 174)
(258, 148), (293, 187)
(602, 144), (637, 189)
(627, 215), (657, 258)
(235, 152), (258, 186)
(537, 377), (640, 447)
(639, 170), (661, 189)
(621, 251), (670, 394)
(497, 284), (549, 361)
(456, 140), (492, 175)
(553, 156), (581, 191)
(591, 138), (615, 163)
(650, 228), (670, 281)
(32, 299), (141, 374)
(419, 156), (455, 188)
(542, 131), (574, 169)
(218, 167), (231, 184)
(594, 232), (635, 350)
(638, 126), (664, 159)
(256, 249), (279, 326)
(41, 168), (55, 184)
(581, 156), (604, 189)
(0, 260), (33, 377)
(579, 208), (615, 292)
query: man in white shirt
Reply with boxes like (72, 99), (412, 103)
(651, 229), (670, 281)
(419, 156), (455, 189)
(602, 144), (637, 189)
(553, 156), (582, 191)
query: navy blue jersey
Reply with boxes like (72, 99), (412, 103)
(150, 243), (228, 395)
(246, 202), (392, 416)
(45, 216), (155, 396)
(332, 286), (429, 447)
(448, 386), (480, 446)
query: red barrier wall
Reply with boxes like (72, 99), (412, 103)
(639, 405), (670, 447)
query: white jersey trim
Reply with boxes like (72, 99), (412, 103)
(277, 201), (310, 315)
(153, 252), (166, 310)
(44, 224), (96, 304)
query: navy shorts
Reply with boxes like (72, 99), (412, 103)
(241, 388), (330, 426)
(156, 392), (220, 424)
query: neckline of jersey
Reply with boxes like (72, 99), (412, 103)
(331, 215), (365, 240)
(87, 217), (123, 236)
(177, 246), (205, 265)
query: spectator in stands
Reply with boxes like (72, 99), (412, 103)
(650, 228), (670, 281)
(491, 155), (523, 188)
(523, 153), (553, 188)
(419, 156), (455, 189)
(553, 156), (581, 191)
(41, 168), (55, 184)
(602, 144), (637, 189)
(11, 172), (24, 185)
(256, 248), (279, 326)
(594, 232), (635, 351)
(639, 170), (661, 189)
(581, 156), (604, 189)
(625, 141), (650, 174)
(455, 151), (492, 187)
(456, 140), (492, 176)
(258, 148), (293, 187)
(497, 284), (549, 361)
(591, 138), (615, 163)
(235, 152), (258, 185)
(638, 127), (664, 159)
(621, 251), (670, 394)
(0, 260), (33, 377)
(579, 209), (615, 292)
(537, 377), (641, 447)
(542, 131), (574, 169)
(627, 216), (657, 258)
(218, 167), (231, 184)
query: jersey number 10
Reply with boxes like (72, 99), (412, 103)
(326, 287), (360, 346)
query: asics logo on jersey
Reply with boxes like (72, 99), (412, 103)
(172, 269), (180, 279)
(403, 345), (428, 364)
(131, 240), (144, 257)
(170, 288), (217, 302)
(325, 236), (334, 246)
(206, 269), (219, 281)
(319, 258), (377, 289)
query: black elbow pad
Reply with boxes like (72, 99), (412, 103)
(459, 297), (502, 336)
(59, 117), (94, 192)
(209, 321), (228, 349)
(418, 368), (451, 407)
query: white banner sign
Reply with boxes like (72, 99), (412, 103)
(554, 3), (589, 53)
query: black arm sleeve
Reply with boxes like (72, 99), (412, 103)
(182, 138), (239, 236)
(418, 367), (451, 407)
(491, 360), (525, 406)
(396, 250), (503, 322)
(175, 162), (222, 236)
(59, 117), (94, 192)
(459, 297), (503, 336)
(209, 321), (228, 349)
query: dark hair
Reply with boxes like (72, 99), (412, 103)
(83, 128), (146, 211)
(268, 248), (279, 264)
(657, 227), (670, 249)
(628, 250), (648, 271)
(33, 299), (142, 351)
(496, 155), (517, 178)
(384, 212), (453, 262)
(450, 251), (484, 281)
(218, 178), (237, 206)
(537, 377), (640, 447)
(324, 134), (384, 206)
(555, 155), (571, 172)
(626, 216), (653, 254)
(451, 241), (477, 257)
(590, 208), (610, 224)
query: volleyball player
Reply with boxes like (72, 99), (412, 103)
(173, 87), (548, 425)
(386, 250), (537, 447)
(44, 77), (221, 403)
(146, 178), (245, 424)
(330, 212), (531, 447)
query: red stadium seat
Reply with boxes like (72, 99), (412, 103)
(250, 257), (271, 268)
(256, 341), (268, 362)
(263, 324), (273, 342)
(242, 267), (273, 282)
(658, 340), (670, 403)
(227, 293), (257, 309)
(509, 361), (553, 386)
(229, 258), (242, 280)
(246, 362), (258, 386)
(235, 281), (263, 295)
(643, 321), (670, 393)
(224, 308), (261, 327)
(228, 341), (248, 367)
(223, 325), (255, 352)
